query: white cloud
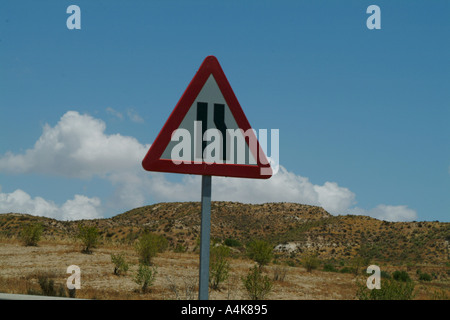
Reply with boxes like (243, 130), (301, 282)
(367, 204), (417, 222)
(0, 111), (418, 222)
(144, 166), (356, 216)
(348, 204), (418, 222)
(60, 195), (102, 220)
(0, 189), (102, 220)
(0, 111), (149, 178)
(313, 182), (356, 215)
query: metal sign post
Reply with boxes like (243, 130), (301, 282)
(198, 175), (212, 300)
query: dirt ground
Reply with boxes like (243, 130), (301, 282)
(0, 239), (363, 300)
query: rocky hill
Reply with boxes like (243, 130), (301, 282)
(1, 202), (449, 266)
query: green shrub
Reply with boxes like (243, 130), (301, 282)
(323, 263), (338, 272)
(302, 254), (320, 272)
(356, 278), (415, 300)
(20, 223), (43, 246)
(209, 245), (230, 290)
(38, 275), (56, 296)
(33, 273), (70, 298)
(246, 240), (273, 267)
(224, 238), (242, 248)
(392, 270), (411, 282)
(77, 224), (100, 254)
(418, 272), (432, 282)
(350, 256), (369, 275)
(285, 260), (296, 267)
(339, 267), (352, 274)
(174, 244), (187, 253)
(134, 264), (157, 293)
(242, 265), (273, 300)
(135, 232), (168, 265)
(111, 253), (129, 276)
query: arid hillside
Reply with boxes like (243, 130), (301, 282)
(1, 201), (449, 266)
(0, 201), (449, 300)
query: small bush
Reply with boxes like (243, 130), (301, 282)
(174, 244), (187, 253)
(166, 275), (197, 300)
(285, 260), (296, 267)
(350, 256), (368, 275)
(38, 275), (56, 296)
(77, 224), (100, 254)
(418, 272), (432, 282)
(111, 253), (129, 276)
(339, 267), (352, 274)
(392, 270), (411, 282)
(242, 265), (273, 300)
(135, 232), (168, 265)
(323, 263), (338, 272)
(34, 273), (71, 298)
(272, 265), (288, 282)
(302, 254), (320, 272)
(224, 238), (242, 248)
(134, 264), (157, 293)
(20, 223), (43, 246)
(246, 240), (273, 267)
(209, 245), (230, 290)
(356, 278), (415, 300)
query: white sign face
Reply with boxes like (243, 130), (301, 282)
(161, 74), (256, 165)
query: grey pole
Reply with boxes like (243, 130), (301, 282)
(198, 175), (212, 300)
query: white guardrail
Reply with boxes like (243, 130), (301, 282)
(0, 293), (86, 300)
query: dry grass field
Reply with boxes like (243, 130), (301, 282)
(0, 237), (448, 300)
(0, 238), (359, 300)
(0, 202), (449, 300)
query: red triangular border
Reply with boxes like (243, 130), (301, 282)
(142, 56), (272, 179)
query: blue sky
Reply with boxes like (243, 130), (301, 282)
(0, 0), (449, 222)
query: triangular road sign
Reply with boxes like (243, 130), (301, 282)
(142, 56), (272, 179)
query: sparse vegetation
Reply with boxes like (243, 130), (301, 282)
(20, 223), (43, 246)
(272, 265), (288, 282)
(242, 265), (273, 300)
(392, 270), (411, 282)
(135, 231), (168, 265)
(349, 256), (369, 276)
(417, 271), (432, 282)
(166, 275), (197, 300)
(110, 253), (129, 276)
(356, 277), (416, 300)
(302, 254), (320, 273)
(209, 245), (230, 290)
(77, 224), (100, 254)
(134, 264), (157, 293)
(430, 288), (449, 300)
(174, 243), (187, 253)
(246, 239), (273, 268)
(224, 238), (242, 248)
(323, 263), (338, 273)
(0, 202), (448, 300)
(28, 271), (74, 298)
